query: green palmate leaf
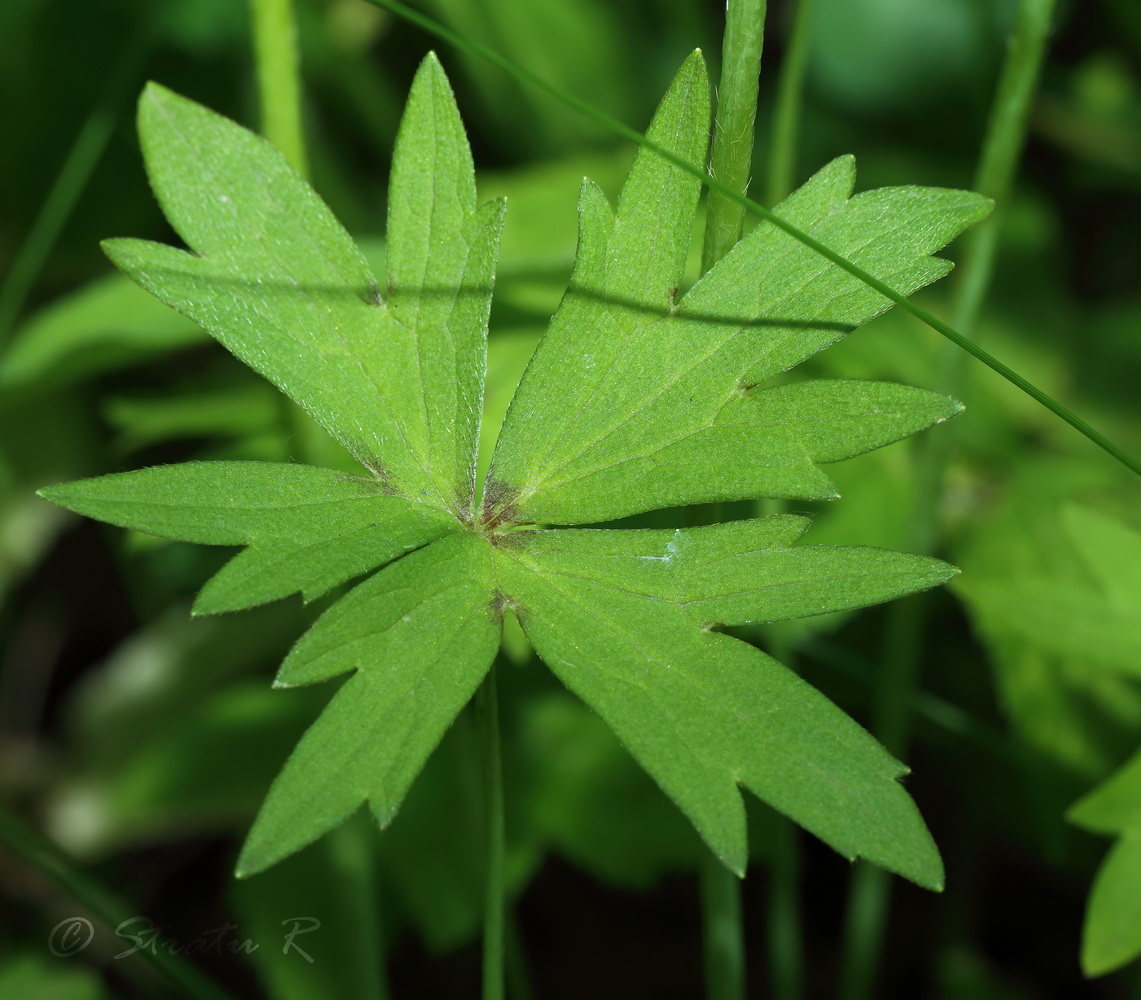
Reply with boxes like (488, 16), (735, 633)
(39, 463), (456, 614)
(493, 521), (951, 884)
(40, 51), (986, 886)
(103, 55), (504, 516)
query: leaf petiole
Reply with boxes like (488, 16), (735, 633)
(476, 662), (506, 1000)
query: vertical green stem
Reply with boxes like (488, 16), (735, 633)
(765, 0), (817, 206)
(943, 0), (1059, 390)
(477, 664), (506, 1000)
(837, 3), (1057, 998)
(700, 849), (746, 1000)
(326, 820), (389, 1000)
(759, 509), (806, 1000)
(757, 7), (821, 996)
(766, 812), (804, 1000)
(0, 21), (151, 342)
(250, 0), (310, 179)
(250, 0), (318, 464)
(698, 4), (767, 999)
(701, 0), (767, 273)
(505, 913), (534, 1000)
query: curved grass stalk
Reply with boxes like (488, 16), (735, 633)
(365, 0), (1140, 481)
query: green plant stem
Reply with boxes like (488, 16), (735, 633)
(0, 21), (151, 342)
(700, 848), (746, 1000)
(765, 0), (817, 205)
(0, 805), (235, 1000)
(505, 914), (534, 1000)
(251, 0), (325, 473)
(696, 6), (767, 997)
(326, 820), (388, 1000)
(366, 0), (1141, 480)
(944, 0), (1059, 389)
(250, 0), (309, 178)
(837, 3), (1058, 998)
(752, 11), (818, 991)
(477, 663), (506, 1000)
(766, 805), (804, 1000)
(758, 506), (805, 1000)
(701, 0), (766, 273)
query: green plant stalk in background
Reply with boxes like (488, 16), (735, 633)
(837, 1), (1060, 997)
(366, 0), (1141, 482)
(477, 664), (506, 1000)
(0, 20), (152, 341)
(755, 5), (824, 997)
(250, 0), (309, 179)
(764, 0), (817, 207)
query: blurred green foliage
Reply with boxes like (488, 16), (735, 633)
(2, 0), (1140, 997)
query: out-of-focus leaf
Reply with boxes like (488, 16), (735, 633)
(1078, 833), (1141, 977)
(1070, 746), (1141, 835)
(955, 489), (1141, 779)
(420, 0), (633, 153)
(104, 381), (282, 452)
(0, 274), (203, 395)
(50, 684), (322, 855)
(230, 813), (388, 1000)
(517, 691), (701, 888)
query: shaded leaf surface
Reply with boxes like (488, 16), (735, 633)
(493, 522), (951, 885)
